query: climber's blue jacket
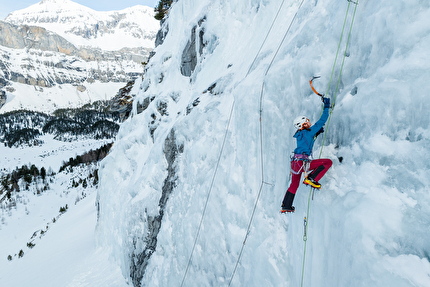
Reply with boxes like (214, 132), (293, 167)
(293, 107), (329, 156)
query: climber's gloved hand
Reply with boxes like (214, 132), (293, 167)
(323, 97), (330, 109)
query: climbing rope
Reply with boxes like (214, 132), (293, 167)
(181, 1), (295, 285)
(228, 0), (306, 285)
(246, 0), (288, 77)
(300, 2), (358, 287)
(180, 100), (235, 287)
(319, 1), (359, 156)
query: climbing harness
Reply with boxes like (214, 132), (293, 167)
(290, 154), (311, 175)
(290, 154), (314, 200)
(300, 1), (359, 287)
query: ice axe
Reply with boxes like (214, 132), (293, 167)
(309, 76), (325, 101)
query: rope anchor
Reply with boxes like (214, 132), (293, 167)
(303, 217), (308, 241)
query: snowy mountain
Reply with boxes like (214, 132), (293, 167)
(0, 0), (159, 113)
(1, 0), (430, 286)
(5, 0), (159, 51)
(0, 32), (145, 113)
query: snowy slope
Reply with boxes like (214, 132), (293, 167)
(5, 0), (159, 51)
(0, 171), (128, 287)
(0, 80), (126, 114)
(96, 0), (430, 286)
(0, 136), (112, 172)
(0, 137), (129, 286)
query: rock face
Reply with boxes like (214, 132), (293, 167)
(130, 128), (182, 287)
(180, 17), (207, 77)
(155, 18), (169, 48)
(107, 80), (137, 121)
(0, 90), (6, 109)
(0, 21), (77, 53)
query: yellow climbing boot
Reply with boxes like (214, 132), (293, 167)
(303, 177), (321, 189)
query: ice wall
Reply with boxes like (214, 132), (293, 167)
(97, 0), (430, 286)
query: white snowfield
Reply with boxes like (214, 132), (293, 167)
(1, 0), (430, 286)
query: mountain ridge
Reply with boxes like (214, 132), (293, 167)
(5, 0), (159, 51)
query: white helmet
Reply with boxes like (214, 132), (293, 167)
(293, 116), (309, 130)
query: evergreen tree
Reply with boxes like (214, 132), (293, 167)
(154, 0), (173, 20)
(30, 164), (39, 177)
(93, 169), (99, 185)
(24, 173), (32, 184)
(59, 205), (68, 213)
(40, 167), (46, 181)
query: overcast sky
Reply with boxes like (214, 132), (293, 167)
(0, 0), (159, 20)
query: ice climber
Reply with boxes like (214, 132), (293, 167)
(281, 97), (333, 213)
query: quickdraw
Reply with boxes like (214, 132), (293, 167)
(303, 217), (308, 241)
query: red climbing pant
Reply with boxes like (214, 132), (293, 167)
(287, 158), (332, 194)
